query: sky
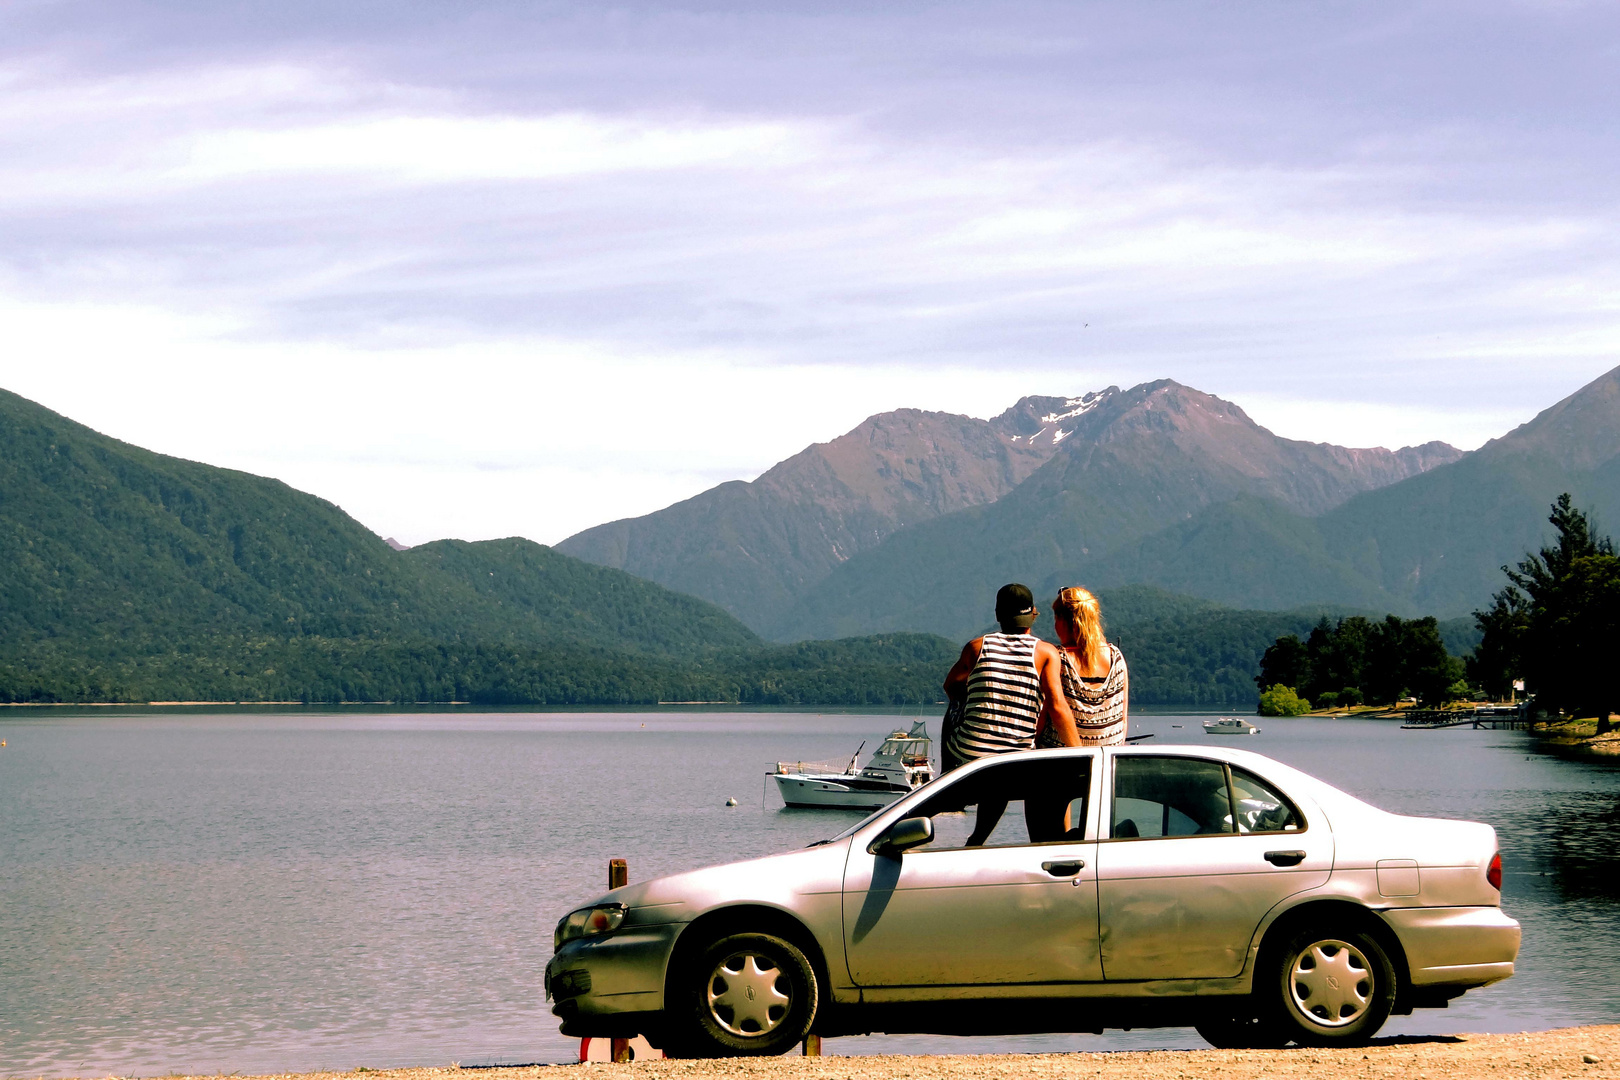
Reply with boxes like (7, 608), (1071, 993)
(2, 0), (1617, 545)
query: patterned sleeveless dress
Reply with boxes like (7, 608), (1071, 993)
(946, 632), (1043, 766)
(1039, 642), (1128, 747)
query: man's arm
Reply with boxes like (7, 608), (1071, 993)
(1036, 641), (1081, 746)
(943, 639), (982, 702)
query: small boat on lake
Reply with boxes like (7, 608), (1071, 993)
(1204, 717), (1261, 735)
(772, 721), (934, 810)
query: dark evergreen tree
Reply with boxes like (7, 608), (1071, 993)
(1306, 615), (1373, 700)
(1256, 634), (1310, 694)
(1467, 589), (1529, 701)
(1479, 494), (1620, 732)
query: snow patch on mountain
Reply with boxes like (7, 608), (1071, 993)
(1040, 391), (1111, 425)
(989, 387), (1120, 448)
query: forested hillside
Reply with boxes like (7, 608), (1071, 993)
(0, 388), (758, 655)
(2, 388), (946, 704)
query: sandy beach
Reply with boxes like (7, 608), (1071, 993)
(71, 1026), (1618, 1080)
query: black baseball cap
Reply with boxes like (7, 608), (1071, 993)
(995, 582), (1037, 628)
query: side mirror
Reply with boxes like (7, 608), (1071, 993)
(871, 815), (933, 855)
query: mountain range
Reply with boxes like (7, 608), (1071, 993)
(561, 367), (1620, 643)
(7, 363), (1612, 705)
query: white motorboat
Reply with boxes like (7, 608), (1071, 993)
(1203, 717), (1261, 735)
(772, 721), (934, 810)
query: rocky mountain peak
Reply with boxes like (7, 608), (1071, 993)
(1052, 379), (1266, 452)
(1484, 362), (1620, 471)
(989, 388), (1119, 448)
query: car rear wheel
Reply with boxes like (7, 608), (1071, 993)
(1265, 927), (1396, 1046)
(669, 932), (818, 1057)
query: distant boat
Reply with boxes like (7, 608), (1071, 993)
(1204, 717), (1261, 735)
(772, 721), (934, 810)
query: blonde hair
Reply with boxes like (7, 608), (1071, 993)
(1053, 587), (1107, 672)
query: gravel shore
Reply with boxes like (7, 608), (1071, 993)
(100, 1026), (1618, 1080)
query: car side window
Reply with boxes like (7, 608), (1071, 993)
(1111, 756), (1234, 838)
(1230, 767), (1302, 833)
(908, 757), (1092, 850)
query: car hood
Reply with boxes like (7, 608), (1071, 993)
(567, 839), (854, 927)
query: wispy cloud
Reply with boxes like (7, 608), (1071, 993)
(184, 114), (817, 183)
(1, 1), (1617, 543)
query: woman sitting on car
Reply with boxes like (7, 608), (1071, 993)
(1041, 586), (1129, 747)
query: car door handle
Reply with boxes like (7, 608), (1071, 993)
(1264, 850), (1306, 867)
(1041, 860), (1085, 877)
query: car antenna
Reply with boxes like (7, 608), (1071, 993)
(1125, 733), (1156, 742)
(846, 741), (866, 774)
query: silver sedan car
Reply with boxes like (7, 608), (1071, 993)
(547, 745), (1518, 1056)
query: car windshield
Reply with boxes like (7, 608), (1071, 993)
(809, 805), (887, 846)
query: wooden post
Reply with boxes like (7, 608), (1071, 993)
(582, 859), (632, 1064)
(802, 1034), (822, 1056)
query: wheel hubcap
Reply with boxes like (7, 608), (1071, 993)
(705, 952), (791, 1037)
(1288, 939), (1373, 1028)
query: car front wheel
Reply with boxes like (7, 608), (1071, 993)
(669, 932), (818, 1057)
(1266, 927), (1396, 1046)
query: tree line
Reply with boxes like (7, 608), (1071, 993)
(0, 633), (962, 707)
(1254, 613), (1464, 715)
(1255, 495), (1618, 723)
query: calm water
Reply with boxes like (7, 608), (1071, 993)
(2, 708), (1617, 1077)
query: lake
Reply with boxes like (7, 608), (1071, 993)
(2, 707), (1617, 1076)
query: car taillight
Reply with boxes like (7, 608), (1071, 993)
(1487, 852), (1502, 891)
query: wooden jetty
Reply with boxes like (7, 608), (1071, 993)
(1401, 705), (1530, 731)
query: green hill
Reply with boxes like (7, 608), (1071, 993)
(0, 387), (760, 656)
(5, 387), (918, 704)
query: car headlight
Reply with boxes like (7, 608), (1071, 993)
(554, 903), (626, 949)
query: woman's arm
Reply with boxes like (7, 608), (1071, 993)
(1120, 651), (1130, 724)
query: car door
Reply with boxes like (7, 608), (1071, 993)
(842, 752), (1103, 989)
(1096, 751), (1332, 981)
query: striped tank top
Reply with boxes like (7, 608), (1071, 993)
(948, 632), (1043, 762)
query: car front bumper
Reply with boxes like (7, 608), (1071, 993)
(1381, 905), (1520, 988)
(547, 922), (686, 1032)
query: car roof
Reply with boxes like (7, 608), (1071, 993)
(948, 743), (1338, 800)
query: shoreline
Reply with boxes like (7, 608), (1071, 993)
(39, 1026), (1617, 1080)
(1529, 718), (1620, 760)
